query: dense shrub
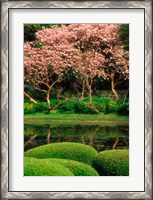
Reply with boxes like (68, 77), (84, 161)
(58, 101), (75, 113)
(50, 99), (59, 107)
(24, 102), (48, 114)
(94, 103), (105, 112)
(24, 142), (98, 165)
(24, 97), (129, 115)
(58, 101), (97, 114)
(24, 157), (74, 176)
(102, 99), (129, 115)
(116, 103), (129, 115)
(24, 102), (36, 114)
(108, 100), (119, 113)
(74, 102), (97, 114)
(82, 97), (110, 104)
(48, 158), (99, 176)
(92, 149), (129, 176)
(34, 102), (48, 112)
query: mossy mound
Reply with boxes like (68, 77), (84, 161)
(24, 142), (98, 165)
(49, 158), (99, 176)
(92, 149), (129, 176)
(24, 157), (74, 176)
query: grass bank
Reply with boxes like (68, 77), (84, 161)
(24, 112), (129, 123)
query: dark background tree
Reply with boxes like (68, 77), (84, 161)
(120, 24), (129, 51)
(24, 24), (65, 42)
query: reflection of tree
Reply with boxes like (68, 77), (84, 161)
(48, 125), (69, 142)
(47, 132), (50, 144)
(81, 135), (85, 144)
(24, 125), (129, 151)
(24, 128), (35, 137)
(112, 137), (119, 149)
(89, 135), (93, 145)
(123, 137), (128, 148)
(52, 129), (62, 142)
(24, 135), (36, 148)
(93, 127), (100, 136)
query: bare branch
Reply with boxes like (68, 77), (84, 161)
(24, 92), (37, 104)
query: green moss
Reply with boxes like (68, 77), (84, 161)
(49, 158), (99, 176)
(24, 157), (74, 176)
(92, 149), (129, 176)
(24, 142), (98, 165)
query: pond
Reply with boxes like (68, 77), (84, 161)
(24, 122), (129, 152)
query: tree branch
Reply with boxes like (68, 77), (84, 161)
(24, 92), (37, 103)
(34, 87), (47, 93)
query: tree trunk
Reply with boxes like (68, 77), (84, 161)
(89, 86), (92, 103)
(80, 80), (85, 101)
(24, 92), (37, 104)
(46, 87), (52, 108)
(57, 87), (64, 102)
(111, 75), (119, 100)
(85, 78), (92, 103)
(46, 79), (61, 109)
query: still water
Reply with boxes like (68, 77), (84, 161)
(24, 123), (129, 152)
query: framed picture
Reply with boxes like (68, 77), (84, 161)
(1, 1), (152, 199)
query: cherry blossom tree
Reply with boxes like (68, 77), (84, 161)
(24, 41), (80, 107)
(102, 44), (129, 100)
(25, 24), (128, 104)
(35, 24), (128, 101)
(71, 50), (105, 102)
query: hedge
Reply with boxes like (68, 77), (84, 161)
(24, 142), (98, 165)
(49, 158), (99, 176)
(24, 157), (74, 176)
(92, 149), (129, 176)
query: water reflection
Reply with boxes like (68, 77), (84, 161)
(24, 123), (129, 152)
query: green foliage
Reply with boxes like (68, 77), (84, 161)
(58, 101), (75, 113)
(83, 97), (125, 114)
(24, 24), (59, 42)
(24, 157), (74, 176)
(74, 102), (97, 114)
(116, 102), (129, 115)
(48, 158), (99, 176)
(24, 142), (98, 165)
(63, 91), (79, 100)
(24, 102), (36, 114)
(92, 149), (129, 176)
(50, 99), (58, 107)
(24, 85), (46, 102)
(58, 100), (97, 114)
(85, 98), (129, 115)
(35, 102), (48, 112)
(24, 24), (43, 41)
(107, 100), (119, 113)
(24, 102), (48, 114)
(24, 98), (129, 116)
(32, 43), (46, 48)
(24, 24), (68, 42)
(120, 24), (129, 51)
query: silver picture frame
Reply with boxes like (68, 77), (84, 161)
(1, 1), (152, 199)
